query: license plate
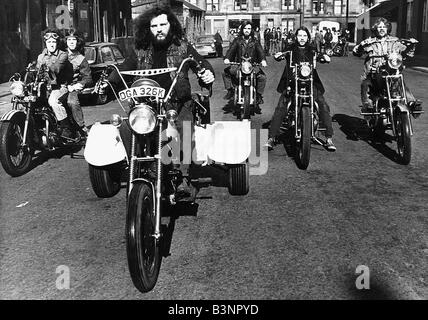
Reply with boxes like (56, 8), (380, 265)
(244, 80), (251, 86)
(119, 85), (165, 101)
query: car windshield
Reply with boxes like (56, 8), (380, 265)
(196, 36), (214, 44)
(84, 47), (96, 64)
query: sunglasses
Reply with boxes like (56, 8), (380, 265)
(44, 32), (60, 40)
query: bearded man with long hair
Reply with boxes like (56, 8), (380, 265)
(133, 5), (215, 197)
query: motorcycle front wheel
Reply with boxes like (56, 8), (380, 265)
(243, 86), (251, 120)
(126, 182), (162, 293)
(228, 161), (250, 195)
(0, 119), (33, 177)
(395, 112), (412, 165)
(295, 106), (311, 170)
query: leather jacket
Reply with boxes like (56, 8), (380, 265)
(225, 36), (266, 63)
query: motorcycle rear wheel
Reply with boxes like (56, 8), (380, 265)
(0, 120), (33, 177)
(126, 182), (162, 293)
(88, 163), (121, 198)
(395, 112), (411, 165)
(296, 107), (311, 170)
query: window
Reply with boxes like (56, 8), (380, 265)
(234, 0), (247, 11)
(407, 0), (413, 33)
(207, 0), (219, 12)
(281, 19), (295, 32)
(312, 0), (325, 14)
(254, 0), (260, 9)
(100, 47), (114, 63)
(423, 0), (428, 32)
(334, 0), (342, 15)
(282, 0), (295, 10)
(111, 46), (124, 62)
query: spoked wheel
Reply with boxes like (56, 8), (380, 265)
(126, 182), (162, 293)
(395, 112), (412, 165)
(295, 106), (311, 170)
(0, 120), (33, 177)
(243, 86), (251, 120)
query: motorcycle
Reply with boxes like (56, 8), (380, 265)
(361, 39), (423, 165)
(84, 57), (252, 293)
(0, 63), (85, 177)
(329, 37), (346, 57)
(277, 51), (327, 170)
(227, 56), (262, 120)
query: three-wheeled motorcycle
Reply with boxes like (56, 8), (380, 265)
(84, 57), (252, 292)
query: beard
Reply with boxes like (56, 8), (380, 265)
(152, 32), (173, 49)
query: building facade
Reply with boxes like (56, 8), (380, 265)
(204, 0), (369, 41)
(0, 0), (132, 83)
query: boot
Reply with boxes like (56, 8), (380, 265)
(224, 88), (234, 100)
(58, 118), (74, 139)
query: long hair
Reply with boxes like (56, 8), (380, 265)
(371, 17), (392, 36)
(134, 5), (183, 50)
(238, 21), (254, 39)
(295, 26), (311, 43)
(65, 28), (85, 53)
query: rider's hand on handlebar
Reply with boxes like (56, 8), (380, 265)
(198, 69), (215, 84)
(261, 60), (268, 67)
(274, 52), (284, 60)
(223, 58), (231, 65)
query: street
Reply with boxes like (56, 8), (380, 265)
(0, 55), (427, 299)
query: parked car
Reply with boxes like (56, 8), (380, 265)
(193, 35), (229, 58)
(82, 42), (127, 104)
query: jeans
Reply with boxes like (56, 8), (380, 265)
(269, 87), (334, 139)
(67, 90), (85, 127)
(361, 77), (416, 106)
(48, 86), (69, 121)
(222, 66), (266, 96)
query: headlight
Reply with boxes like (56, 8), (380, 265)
(241, 61), (253, 74)
(388, 52), (403, 69)
(129, 104), (157, 134)
(10, 81), (25, 97)
(300, 65), (311, 78)
(211, 43), (215, 48)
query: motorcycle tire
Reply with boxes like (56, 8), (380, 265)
(228, 161), (249, 196)
(88, 163), (121, 198)
(243, 86), (251, 120)
(395, 112), (412, 165)
(126, 182), (162, 293)
(0, 119), (33, 177)
(296, 106), (311, 170)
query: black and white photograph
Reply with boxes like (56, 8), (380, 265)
(0, 0), (427, 302)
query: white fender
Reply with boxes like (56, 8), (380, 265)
(84, 123), (128, 166)
(194, 121), (251, 164)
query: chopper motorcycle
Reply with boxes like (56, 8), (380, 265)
(276, 50), (329, 170)
(0, 63), (85, 177)
(360, 39), (423, 165)
(227, 56), (263, 120)
(84, 57), (252, 293)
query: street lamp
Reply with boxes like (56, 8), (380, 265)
(300, 0), (304, 26)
